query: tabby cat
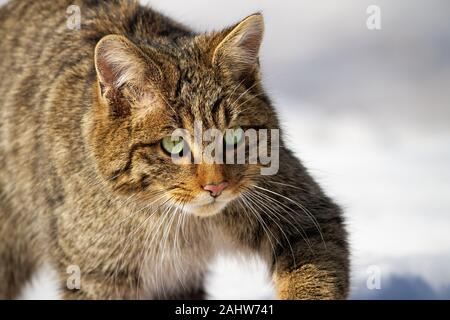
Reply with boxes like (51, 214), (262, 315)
(0, 0), (349, 299)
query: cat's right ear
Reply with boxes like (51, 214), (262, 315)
(212, 13), (264, 80)
(94, 35), (162, 117)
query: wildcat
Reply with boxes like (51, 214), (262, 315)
(0, 0), (349, 299)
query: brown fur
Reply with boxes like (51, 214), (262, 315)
(0, 0), (349, 299)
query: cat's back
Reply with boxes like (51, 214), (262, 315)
(0, 0), (190, 203)
(0, 0), (71, 84)
(0, 0), (185, 97)
(0, 0), (190, 122)
(0, 1), (100, 190)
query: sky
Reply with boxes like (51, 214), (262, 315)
(1, 0), (449, 299)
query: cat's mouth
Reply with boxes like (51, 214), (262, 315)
(175, 191), (236, 217)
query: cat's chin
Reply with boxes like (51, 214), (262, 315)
(183, 200), (230, 217)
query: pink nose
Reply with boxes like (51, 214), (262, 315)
(203, 182), (229, 198)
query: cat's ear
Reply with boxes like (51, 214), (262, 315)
(94, 35), (163, 117)
(212, 13), (264, 78)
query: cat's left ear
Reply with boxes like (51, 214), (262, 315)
(212, 13), (264, 78)
(94, 35), (163, 117)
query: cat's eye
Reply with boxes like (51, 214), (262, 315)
(161, 136), (185, 155)
(224, 126), (244, 147)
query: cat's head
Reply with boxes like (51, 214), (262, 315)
(89, 13), (279, 216)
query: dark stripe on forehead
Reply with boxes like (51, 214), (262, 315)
(174, 69), (183, 98)
(211, 96), (224, 115)
(213, 97), (230, 129)
(191, 99), (206, 125)
(204, 105), (220, 130)
(212, 96), (224, 128)
(220, 102), (231, 128)
(180, 107), (195, 131)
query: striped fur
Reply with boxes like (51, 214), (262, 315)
(0, 0), (349, 299)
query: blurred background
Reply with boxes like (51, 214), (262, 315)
(3, 0), (450, 299)
(142, 0), (450, 299)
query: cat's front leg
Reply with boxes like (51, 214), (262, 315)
(273, 262), (347, 300)
(271, 239), (349, 300)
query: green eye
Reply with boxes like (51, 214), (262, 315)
(224, 126), (244, 147)
(161, 136), (184, 155)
